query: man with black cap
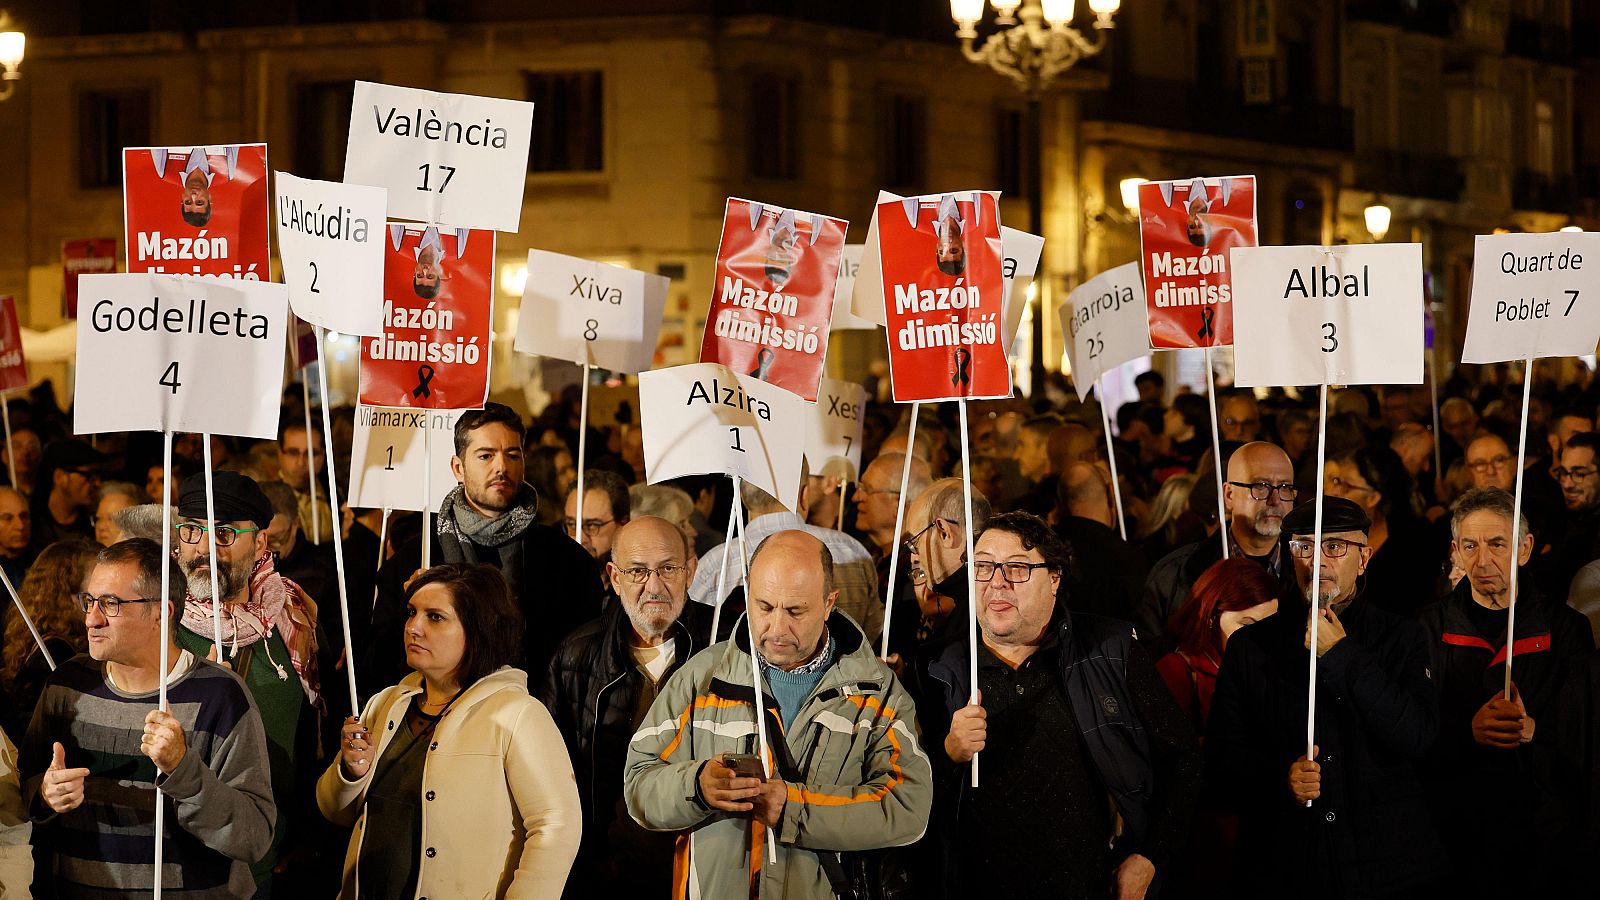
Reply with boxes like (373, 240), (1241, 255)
(30, 439), (106, 547)
(1206, 496), (1446, 899)
(171, 470), (330, 896)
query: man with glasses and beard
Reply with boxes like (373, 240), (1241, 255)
(1206, 497), (1446, 899)
(1140, 441), (1298, 643)
(171, 471), (330, 897)
(541, 516), (708, 897)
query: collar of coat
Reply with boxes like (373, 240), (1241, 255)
(705, 610), (885, 707)
(395, 665), (529, 714)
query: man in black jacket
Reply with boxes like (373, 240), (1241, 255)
(1419, 487), (1593, 897)
(541, 515), (704, 897)
(1207, 497), (1447, 899)
(364, 403), (602, 696)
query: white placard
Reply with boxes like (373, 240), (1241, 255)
(344, 81), (535, 233)
(273, 171), (387, 336)
(804, 377), (867, 481)
(830, 245), (876, 331)
(74, 273), (289, 439)
(1231, 243), (1424, 387)
(347, 405), (463, 512)
(514, 249), (669, 373)
(1000, 226), (1046, 346)
(848, 191), (902, 326)
(1059, 262), (1151, 401)
(1461, 231), (1600, 364)
(639, 362), (807, 511)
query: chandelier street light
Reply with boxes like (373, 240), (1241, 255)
(0, 12), (24, 102)
(1363, 199), (1392, 242)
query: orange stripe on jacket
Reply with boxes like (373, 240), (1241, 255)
(783, 698), (907, 807)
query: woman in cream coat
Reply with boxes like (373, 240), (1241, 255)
(318, 564), (580, 899)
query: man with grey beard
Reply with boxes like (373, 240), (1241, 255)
(540, 516), (708, 897)
(1139, 441), (1299, 641)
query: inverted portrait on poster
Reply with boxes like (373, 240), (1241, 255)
(1138, 175), (1257, 350)
(123, 144), (272, 282)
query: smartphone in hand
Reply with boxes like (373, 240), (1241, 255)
(725, 753), (767, 781)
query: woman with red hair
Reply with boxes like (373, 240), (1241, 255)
(1156, 557), (1279, 736)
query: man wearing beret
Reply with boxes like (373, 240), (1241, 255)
(172, 471), (331, 896)
(1205, 497), (1447, 898)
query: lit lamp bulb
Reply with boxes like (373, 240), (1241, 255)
(1039, 0), (1074, 27)
(950, 0), (986, 36)
(1363, 202), (1391, 242)
(1560, 225), (1584, 233)
(1118, 177), (1146, 214)
(499, 263), (528, 298)
(1087, 0), (1121, 28)
(991, 0), (1024, 23)
(0, 30), (23, 79)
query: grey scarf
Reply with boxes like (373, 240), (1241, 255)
(435, 484), (539, 587)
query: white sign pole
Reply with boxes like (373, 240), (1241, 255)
(1097, 377), (1128, 540)
(303, 376), (320, 546)
(709, 492), (739, 645)
(0, 393), (14, 490)
(1506, 357), (1534, 699)
(836, 481), (846, 532)
(1428, 351), (1443, 486)
(1204, 347), (1229, 559)
(1304, 382), (1329, 808)
(575, 359), (590, 543)
(422, 437), (432, 571)
(731, 474), (777, 864)
(880, 403), (921, 660)
(155, 429), (172, 897)
(0, 559), (52, 669)
(373, 506), (389, 614)
(200, 436), (225, 662)
(958, 400), (980, 787)
(314, 325), (361, 716)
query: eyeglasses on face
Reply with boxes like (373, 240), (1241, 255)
(1554, 466), (1598, 482)
(565, 517), (614, 537)
(73, 592), (158, 617)
(973, 560), (1052, 583)
(616, 564), (687, 585)
(1327, 475), (1375, 495)
(1467, 454), (1511, 473)
(903, 520), (939, 559)
(175, 523), (260, 547)
(1287, 538), (1368, 559)
(1228, 480), (1299, 502)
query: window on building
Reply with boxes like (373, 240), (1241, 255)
(995, 106), (1030, 197)
(1283, 181), (1324, 245)
(526, 70), (605, 173)
(747, 73), (800, 181)
(295, 81), (356, 182)
(880, 94), (927, 192)
(79, 90), (152, 190)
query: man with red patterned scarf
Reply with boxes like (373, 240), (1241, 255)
(172, 470), (331, 897)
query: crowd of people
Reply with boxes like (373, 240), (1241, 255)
(0, 363), (1591, 899)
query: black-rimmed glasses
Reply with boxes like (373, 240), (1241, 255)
(973, 561), (1051, 583)
(1228, 481), (1299, 502)
(175, 523), (259, 547)
(1287, 538), (1368, 559)
(74, 593), (158, 617)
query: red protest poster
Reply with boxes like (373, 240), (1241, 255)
(0, 297), (26, 392)
(1138, 175), (1256, 349)
(122, 145), (272, 282)
(62, 238), (117, 318)
(879, 192), (1010, 402)
(698, 198), (847, 402)
(359, 223), (494, 410)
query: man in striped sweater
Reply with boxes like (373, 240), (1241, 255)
(20, 538), (274, 899)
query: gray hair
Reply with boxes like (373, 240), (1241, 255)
(96, 481), (148, 506)
(630, 483), (693, 524)
(1450, 487), (1529, 543)
(112, 504), (169, 542)
(923, 476), (991, 533)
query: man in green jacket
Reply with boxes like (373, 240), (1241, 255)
(625, 529), (932, 900)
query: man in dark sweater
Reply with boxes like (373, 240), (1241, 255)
(22, 538), (273, 898)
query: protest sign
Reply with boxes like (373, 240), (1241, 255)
(273, 172), (387, 336)
(515, 249), (669, 373)
(0, 297), (26, 392)
(73, 273), (288, 439)
(849, 191), (902, 326)
(830, 245), (876, 331)
(699, 199), (847, 401)
(344, 81), (535, 233)
(123, 144), (271, 282)
(999, 226), (1046, 347)
(358, 223), (494, 410)
(639, 362), (807, 511)
(62, 238), (117, 318)
(1138, 175), (1256, 349)
(879, 192), (1011, 402)
(1059, 262), (1149, 402)
(1461, 231), (1600, 364)
(1230, 243), (1424, 387)
(348, 405), (462, 512)
(804, 377), (867, 481)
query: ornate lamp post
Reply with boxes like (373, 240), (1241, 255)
(950, 0), (1119, 393)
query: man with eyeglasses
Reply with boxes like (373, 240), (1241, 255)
(20, 538), (274, 898)
(170, 471), (329, 896)
(541, 516), (707, 897)
(1219, 391), (1262, 443)
(564, 468), (632, 595)
(1140, 441), (1298, 643)
(31, 439), (106, 548)
(927, 512), (1200, 900)
(1206, 497), (1447, 899)
(276, 421), (334, 545)
(897, 478), (992, 661)
(1540, 430), (1600, 598)
(1418, 487), (1593, 896)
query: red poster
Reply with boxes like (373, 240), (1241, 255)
(0, 297), (26, 392)
(122, 145), (271, 282)
(61, 238), (117, 318)
(879, 192), (1010, 402)
(358, 224), (494, 410)
(1138, 175), (1256, 349)
(698, 198), (846, 402)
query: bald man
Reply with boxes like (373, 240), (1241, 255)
(0, 486), (30, 593)
(1055, 462), (1147, 622)
(625, 530), (931, 900)
(543, 516), (705, 895)
(1140, 441), (1298, 642)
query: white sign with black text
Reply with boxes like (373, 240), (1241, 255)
(639, 362), (807, 511)
(514, 249), (669, 373)
(347, 405), (463, 512)
(1231, 243), (1424, 387)
(1000, 226), (1046, 347)
(830, 245), (876, 331)
(1461, 231), (1600, 364)
(74, 273), (289, 439)
(804, 377), (868, 481)
(344, 81), (535, 233)
(1059, 262), (1151, 402)
(273, 171), (387, 335)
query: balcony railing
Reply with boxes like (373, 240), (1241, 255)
(1355, 150), (1464, 203)
(1083, 76), (1353, 151)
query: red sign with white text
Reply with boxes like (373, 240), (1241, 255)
(699, 198), (847, 402)
(358, 224), (494, 410)
(879, 192), (1011, 402)
(1138, 175), (1256, 349)
(122, 145), (271, 283)
(62, 238), (117, 318)
(0, 297), (26, 392)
